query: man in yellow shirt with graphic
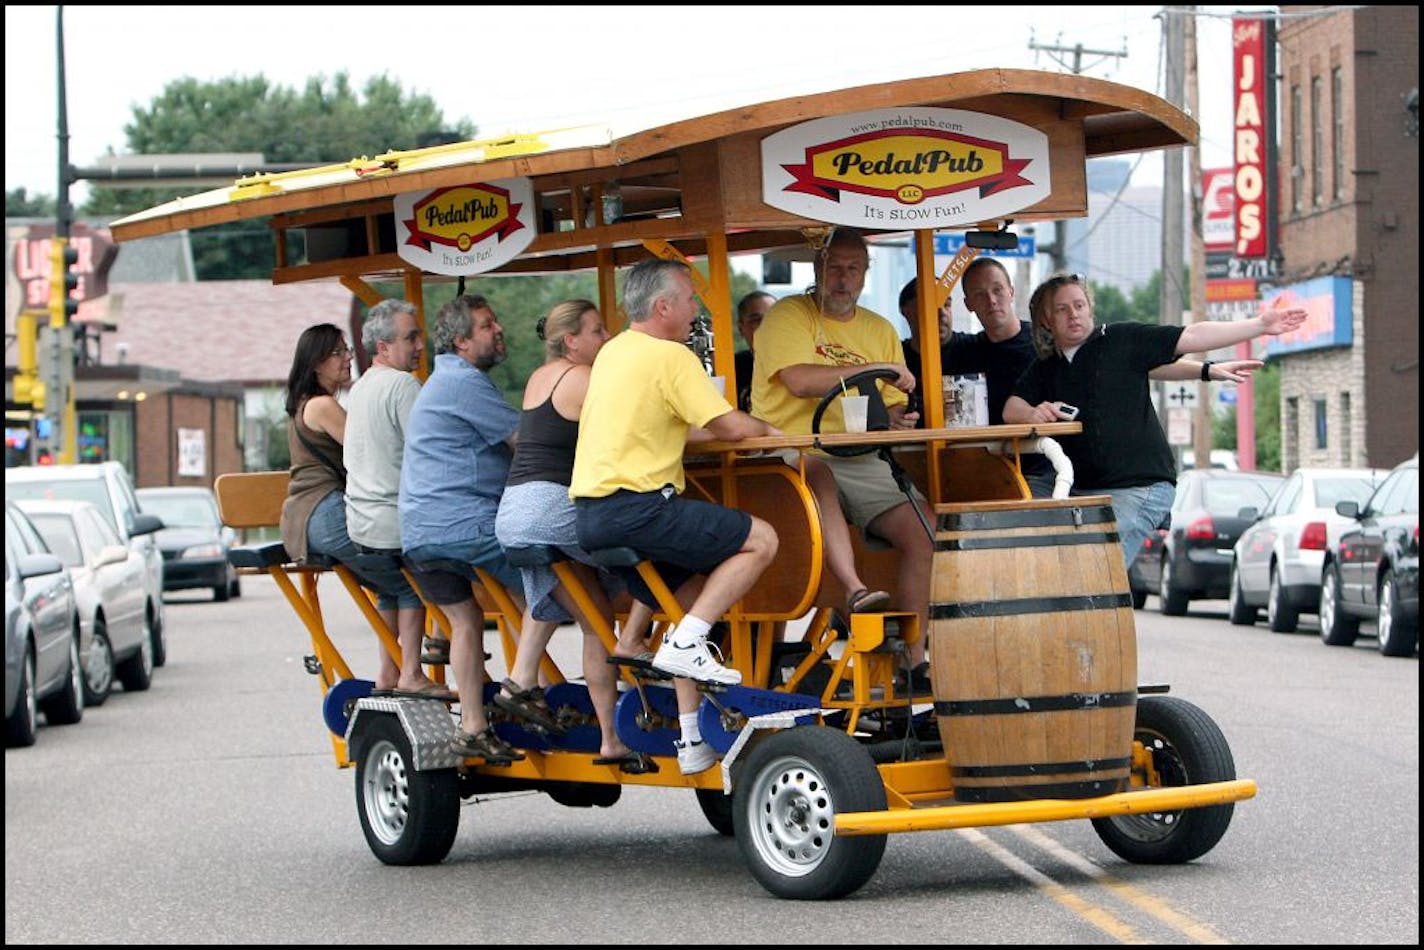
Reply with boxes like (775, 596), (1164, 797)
(572, 257), (781, 775)
(751, 227), (935, 691)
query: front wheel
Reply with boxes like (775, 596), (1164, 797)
(1091, 695), (1236, 864)
(40, 633), (85, 726)
(1227, 562), (1256, 625)
(733, 726), (887, 900)
(1377, 570), (1418, 657)
(117, 622), (154, 692)
(1267, 567), (1299, 633)
(83, 621), (115, 707)
(5, 642), (37, 747)
(355, 715), (459, 865)
(1318, 565), (1359, 646)
(148, 605), (167, 668)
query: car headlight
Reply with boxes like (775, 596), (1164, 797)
(180, 543), (224, 559)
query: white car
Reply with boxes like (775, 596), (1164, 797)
(1229, 466), (1386, 632)
(6, 463), (168, 668)
(16, 499), (158, 703)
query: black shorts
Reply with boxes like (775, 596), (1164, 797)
(574, 486), (752, 608)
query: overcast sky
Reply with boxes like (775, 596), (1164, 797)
(5, 4), (1242, 206)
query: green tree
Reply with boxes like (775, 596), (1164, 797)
(1206, 361), (1281, 470)
(1090, 281), (1133, 325)
(81, 73), (474, 280)
(5, 188), (55, 217)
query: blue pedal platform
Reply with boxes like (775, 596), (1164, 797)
(613, 683), (680, 756)
(698, 685), (822, 754)
(542, 683), (602, 753)
(322, 678), (374, 737)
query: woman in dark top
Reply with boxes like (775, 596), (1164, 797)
(279, 323), (431, 696)
(494, 300), (651, 768)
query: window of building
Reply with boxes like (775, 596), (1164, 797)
(1311, 75), (1324, 207)
(1313, 397), (1328, 450)
(1290, 84), (1303, 214)
(1340, 391), (1351, 463)
(1284, 396), (1299, 472)
(1331, 67), (1346, 202)
(76, 409), (134, 472)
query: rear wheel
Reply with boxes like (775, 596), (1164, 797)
(40, 632), (85, 726)
(5, 642), (38, 747)
(1377, 570), (1418, 657)
(149, 605), (167, 668)
(355, 715), (459, 865)
(117, 621), (154, 692)
(733, 726), (887, 900)
(82, 620), (115, 707)
(1267, 567), (1299, 633)
(1318, 565), (1359, 646)
(1227, 562), (1256, 626)
(1092, 695), (1236, 864)
(1158, 556), (1188, 616)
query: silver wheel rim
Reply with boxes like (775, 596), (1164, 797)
(1268, 570), (1280, 623)
(1159, 559), (1172, 601)
(1321, 574), (1337, 636)
(746, 754), (837, 878)
(1229, 567), (1242, 613)
(1378, 580), (1393, 645)
(362, 739), (409, 846)
(68, 638), (83, 709)
(24, 649), (37, 734)
(138, 621), (153, 677)
(87, 630), (113, 695)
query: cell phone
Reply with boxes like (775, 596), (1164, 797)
(1058, 404), (1079, 420)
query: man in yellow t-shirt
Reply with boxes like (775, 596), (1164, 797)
(751, 227), (935, 688)
(572, 257), (781, 775)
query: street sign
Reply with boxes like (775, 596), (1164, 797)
(1166, 408), (1193, 446)
(1163, 383), (1200, 410)
(933, 232), (1036, 259)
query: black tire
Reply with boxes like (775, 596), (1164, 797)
(1266, 566), (1299, 633)
(214, 581), (230, 602)
(82, 619), (115, 707)
(1092, 695), (1236, 864)
(6, 641), (38, 747)
(695, 788), (736, 836)
(354, 715), (460, 865)
(41, 631), (85, 726)
(117, 621), (154, 692)
(1227, 562), (1257, 626)
(229, 575), (242, 599)
(1130, 588), (1148, 611)
(1158, 555), (1189, 616)
(733, 726), (887, 900)
(546, 782), (622, 808)
(1318, 563), (1359, 646)
(1377, 569), (1418, 657)
(148, 605), (167, 668)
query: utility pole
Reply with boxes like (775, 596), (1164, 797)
(1185, 8), (1212, 470)
(1159, 8), (1187, 447)
(1029, 32), (1129, 272)
(47, 5), (78, 464)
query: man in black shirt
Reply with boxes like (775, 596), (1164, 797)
(733, 291), (774, 412)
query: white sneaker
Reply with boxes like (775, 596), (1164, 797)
(675, 738), (717, 775)
(651, 636), (742, 685)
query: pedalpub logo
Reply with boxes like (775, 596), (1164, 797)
(762, 108), (1050, 228)
(394, 178), (535, 276)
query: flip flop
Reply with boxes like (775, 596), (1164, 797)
(591, 751), (660, 775)
(606, 651), (657, 671)
(392, 682), (458, 702)
(847, 588), (891, 614)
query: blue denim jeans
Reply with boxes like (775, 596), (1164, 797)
(1075, 481), (1176, 572)
(306, 491), (421, 610)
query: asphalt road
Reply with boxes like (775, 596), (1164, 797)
(5, 576), (1418, 944)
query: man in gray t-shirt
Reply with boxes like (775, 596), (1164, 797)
(344, 299), (443, 697)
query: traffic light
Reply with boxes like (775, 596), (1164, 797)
(49, 237), (80, 323)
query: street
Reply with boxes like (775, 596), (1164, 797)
(5, 576), (1419, 944)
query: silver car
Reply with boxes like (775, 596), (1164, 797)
(1229, 466), (1385, 632)
(17, 499), (157, 704)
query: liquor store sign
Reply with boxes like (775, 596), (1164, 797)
(761, 107), (1050, 229)
(11, 222), (118, 310)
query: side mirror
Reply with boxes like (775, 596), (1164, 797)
(1238, 506), (1259, 521)
(130, 513), (165, 537)
(18, 552), (65, 580)
(1335, 500), (1360, 519)
(93, 544), (129, 568)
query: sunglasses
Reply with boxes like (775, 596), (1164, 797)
(1042, 272), (1086, 290)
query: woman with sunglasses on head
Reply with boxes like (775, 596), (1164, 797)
(1003, 271), (1307, 570)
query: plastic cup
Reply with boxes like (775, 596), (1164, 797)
(710, 375), (726, 397)
(841, 394), (869, 432)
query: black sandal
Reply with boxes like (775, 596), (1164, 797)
(421, 636), (451, 665)
(492, 679), (567, 736)
(847, 588), (891, 614)
(450, 726), (524, 764)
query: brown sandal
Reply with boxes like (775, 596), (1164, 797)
(450, 726), (524, 764)
(492, 679), (566, 736)
(847, 588), (891, 614)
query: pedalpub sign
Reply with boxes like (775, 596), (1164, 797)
(394, 176), (536, 276)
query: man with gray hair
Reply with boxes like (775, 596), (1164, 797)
(343, 298), (440, 699)
(572, 258), (781, 775)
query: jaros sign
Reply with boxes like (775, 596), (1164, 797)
(761, 108), (1050, 228)
(394, 177), (535, 276)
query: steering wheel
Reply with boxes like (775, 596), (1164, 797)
(810, 367), (899, 457)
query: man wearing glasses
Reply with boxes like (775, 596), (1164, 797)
(1004, 271), (1306, 569)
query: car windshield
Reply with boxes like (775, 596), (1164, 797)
(138, 492), (217, 529)
(26, 513), (83, 567)
(1202, 478), (1277, 517)
(1315, 477), (1379, 510)
(7, 479), (114, 526)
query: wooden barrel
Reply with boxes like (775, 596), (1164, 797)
(929, 497), (1137, 803)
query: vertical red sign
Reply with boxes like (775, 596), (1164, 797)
(1233, 17), (1268, 259)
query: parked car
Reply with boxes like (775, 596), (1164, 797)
(17, 499), (158, 703)
(1229, 467), (1386, 631)
(1136, 468), (1286, 616)
(136, 486), (241, 601)
(5, 501), (83, 747)
(1127, 527), (1168, 609)
(6, 463), (168, 666)
(1319, 454), (1419, 656)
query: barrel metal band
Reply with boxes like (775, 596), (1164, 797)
(951, 756), (1133, 778)
(935, 531), (1119, 551)
(933, 690), (1137, 716)
(931, 592), (1133, 618)
(937, 504), (1114, 532)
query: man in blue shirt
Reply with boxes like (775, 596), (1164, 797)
(400, 294), (555, 763)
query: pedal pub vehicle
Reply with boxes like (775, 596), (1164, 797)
(111, 68), (1257, 900)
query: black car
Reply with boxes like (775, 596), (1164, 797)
(1318, 454), (1418, 656)
(1137, 468), (1285, 616)
(135, 487), (241, 601)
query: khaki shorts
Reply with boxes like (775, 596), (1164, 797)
(772, 449), (926, 533)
